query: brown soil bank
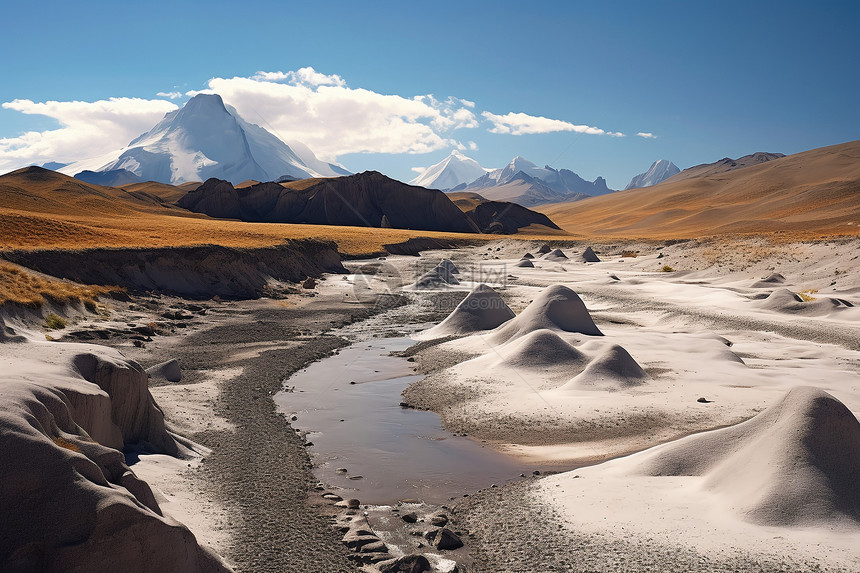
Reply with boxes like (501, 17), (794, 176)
(0, 240), (345, 299)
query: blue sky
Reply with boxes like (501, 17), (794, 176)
(1, 0), (858, 188)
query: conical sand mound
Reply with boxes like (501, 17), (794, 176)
(750, 272), (786, 288)
(426, 284), (515, 337)
(411, 265), (459, 289)
(637, 386), (860, 526)
(146, 359), (182, 383)
(522, 252), (535, 259)
(491, 285), (603, 343)
(537, 244), (552, 254)
(434, 264), (460, 285)
(543, 248), (568, 261)
(755, 288), (854, 316)
(515, 259), (535, 268)
(439, 259), (460, 274)
(562, 344), (647, 390)
(580, 246), (600, 263)
(494, 329), (587, 370)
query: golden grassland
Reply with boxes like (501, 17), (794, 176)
(0, 260), (120, 307)
(539, 140), (860, 242)
(0, 167), (572, 256)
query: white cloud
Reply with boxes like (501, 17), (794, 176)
(411, 166), (426, 174)
(482, 111), (609, 136)
(467, 141), (478, 150)
(0, 97), (177, 172)
(253, 67), (346, 87)
(637, 132), (657, 139)
(203, 69), (478, 160)
(156, 91), (183, 99)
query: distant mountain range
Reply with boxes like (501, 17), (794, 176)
(625, 159), (680, 190)
(664, 152), (786, 183)
(411, 153), (613, 207)
(59, 94), (349, 185)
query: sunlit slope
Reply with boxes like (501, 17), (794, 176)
(540, 140), (860, 238)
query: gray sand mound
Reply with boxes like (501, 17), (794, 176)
(543, 248), (568, 261)
(521, 253), (535, 259)
(755, 288), (854, 316)
(411, 265), (459, 289)
(146, 359), (182, 383)
(537, 244), (552, 254)
(580, 246), (601, 263)
(491, 285), (603, 343)
(426, 284), (515, 337)
(494, 329), (587, 371)
(515, 259), (535, 268)
(562, 344), (647, 390)
(438, 259), (460, 274)
(637, 386), (860, 526)
(750, 272), (786, 288)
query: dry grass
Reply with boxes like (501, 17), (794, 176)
(539, 140), (860, 240)
(0, 261), (120, 307)
(52, 436), (80, 453)
(0, 168), (572, 257)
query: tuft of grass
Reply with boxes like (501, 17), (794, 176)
(44, 313), (67, 329)
(621, 250), (639, 258)
(0, 261), (122, 308)
(661, 265), (674, 272)
(798, 288), (818, 302)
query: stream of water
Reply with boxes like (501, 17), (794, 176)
(274, 337), (544, 505)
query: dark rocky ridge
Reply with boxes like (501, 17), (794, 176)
(178, 171), (479, 233)
(176, 171), (562, 235)
(466, 201), (561, 234)
(1, 241), (346, 299)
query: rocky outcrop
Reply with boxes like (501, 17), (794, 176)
(0, 335), (229, 572)
(465, 201), (561, 234)
(179, 172), (480, 233)
(0, 240), (346, 299)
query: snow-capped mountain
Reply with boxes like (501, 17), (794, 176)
(459, 156), (613, 206)
(60, 94), (348, 185)
(410, 150), (489, 190)
(624, 159), (680, 190)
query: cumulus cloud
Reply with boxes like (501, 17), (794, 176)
(0, 97), (177, 172)
(411, 166), (427, 174)
(482, 111), (612, 136)
(202, 68), (478, 160)
(156, 91), (183, 99)
(637, 132), (657, 139)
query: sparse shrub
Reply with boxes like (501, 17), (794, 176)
(45, 313), (67, 329)
(621, 250), (638, 258)
(661, 265), (674, 272)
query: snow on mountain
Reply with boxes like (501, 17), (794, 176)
(461, 156), (614, 206)
(410, 150), (489, 190)
(624, 159), (680, 190)
(60, 94), (348, 185)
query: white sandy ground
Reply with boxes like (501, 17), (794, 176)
(389, 238), (860, 569)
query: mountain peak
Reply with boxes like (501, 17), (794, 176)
(410, 151), (488, 190)
(59, 95), (348, 185)
(625, 159), (680, 190)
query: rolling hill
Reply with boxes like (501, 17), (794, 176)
(539, 140), (860, 239)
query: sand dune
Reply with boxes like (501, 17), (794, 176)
(515, 258), (534, 268)
(540, 139), (860, 238)
(423, 284), (514, 336)
(636, 386), (860, 526)
(561, 344), (647, 390)
(490, 284), (603, 343)
(542, 248), (568, 262)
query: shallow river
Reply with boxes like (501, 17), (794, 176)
(275, 337), (548, 504)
